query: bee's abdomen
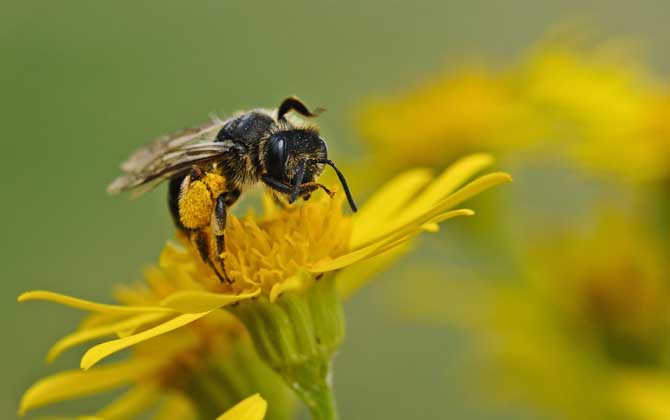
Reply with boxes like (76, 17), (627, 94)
(168, 175), (187, 231)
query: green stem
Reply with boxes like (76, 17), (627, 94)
(291, 373), (338, 420)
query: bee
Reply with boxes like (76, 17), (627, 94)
(108, 96), (357, 282)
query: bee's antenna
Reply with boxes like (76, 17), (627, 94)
(278, 96), (325, 122)
(316, 159), (358, 212)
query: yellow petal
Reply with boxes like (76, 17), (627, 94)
(96, 384), (160, 420)
(308, 233), (413, 273)
(421, 222), (440, 232)
(319, 207), (474, 273)
(355, 172), (510, 250)
(81, 312), (210, 370)
(159, 288), (260, 313)
(352, 155), (495, 248)
(428, 209), (475, 224)
(19, 358), (164, 416)
(351, 208), (475, 259)
(216, 394), (267, 420)
(351, 168), (433, 247)
(432, 172), (512, 213)
(405, 153), (494, 214)
(18, 291), (171, 315)
(47, 312), (171, 363)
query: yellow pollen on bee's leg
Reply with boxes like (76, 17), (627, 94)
(179, 180), (214, 229)
(203, 172), (228, 197)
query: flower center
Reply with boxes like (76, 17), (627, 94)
(178, 196), (352, 298)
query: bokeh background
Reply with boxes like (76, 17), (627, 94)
(2, 1), (668, 419)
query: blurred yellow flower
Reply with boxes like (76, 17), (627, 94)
(20, 155), (510, 420)
(359, 37), (670, 182)
(521, 41), (669, 181)
(359, 67), (536, 176)
(405, 214), (670, 420)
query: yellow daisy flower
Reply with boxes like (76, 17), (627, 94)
(19, 247), (295, 420)
(20, 155), (511, 419)
(358, 36), (670, 182)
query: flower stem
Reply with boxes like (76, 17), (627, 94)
(291, 372), (338, 420)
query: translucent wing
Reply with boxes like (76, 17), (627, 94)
(107, 117), (233, 196)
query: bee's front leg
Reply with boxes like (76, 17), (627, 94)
(298, 182), (334, 198)
(262, 175), (333, 202)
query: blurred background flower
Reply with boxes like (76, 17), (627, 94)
(392, 213), (669, 420)
(358, 33), (669, 183)
(355, 22), (669, 420)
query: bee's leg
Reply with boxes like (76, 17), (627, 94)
(298, 182), (334, 198)
(261, 175), (333, 200)
(261, 175), (293, 194)
(210, 189), (241, 283)
(169, 166), (207, 228)
(175, 165), (229, 281)
(190, 228), (227, 283)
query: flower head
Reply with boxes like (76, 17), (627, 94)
(21, 154), (509, 365)
(20, 155), (510, 419)
(358, 36), (670, 182)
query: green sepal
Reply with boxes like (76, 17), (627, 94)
(183, 335), (297, 420)
(230, 272), (345, 420)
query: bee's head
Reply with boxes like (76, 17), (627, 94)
(263, 127), (357, 212)
(265, 128), (327, 184)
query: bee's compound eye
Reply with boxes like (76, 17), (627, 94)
(267, 137), (287, 179)
(316, 136), (328, 159)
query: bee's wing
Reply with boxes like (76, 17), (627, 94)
(107, 118), (234, 196)
(120, 117), (227, 172)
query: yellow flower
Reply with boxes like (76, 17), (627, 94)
(520, 41), (669, 181)
(402, 214), (670, 420)
(19, 247), (295, 420)
(359, 67), (536, 177)
(20, 154), (509, 366)
(20, 155), (510, 419)
(358, 36), (670, 182)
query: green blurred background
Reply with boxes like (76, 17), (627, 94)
(2, 1), (668, 419)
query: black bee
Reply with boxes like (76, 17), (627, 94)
(108, 97), (357, 282)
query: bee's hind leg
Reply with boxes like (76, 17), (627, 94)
(190, 228), (228, 283)
(210, 190), (241, 283)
